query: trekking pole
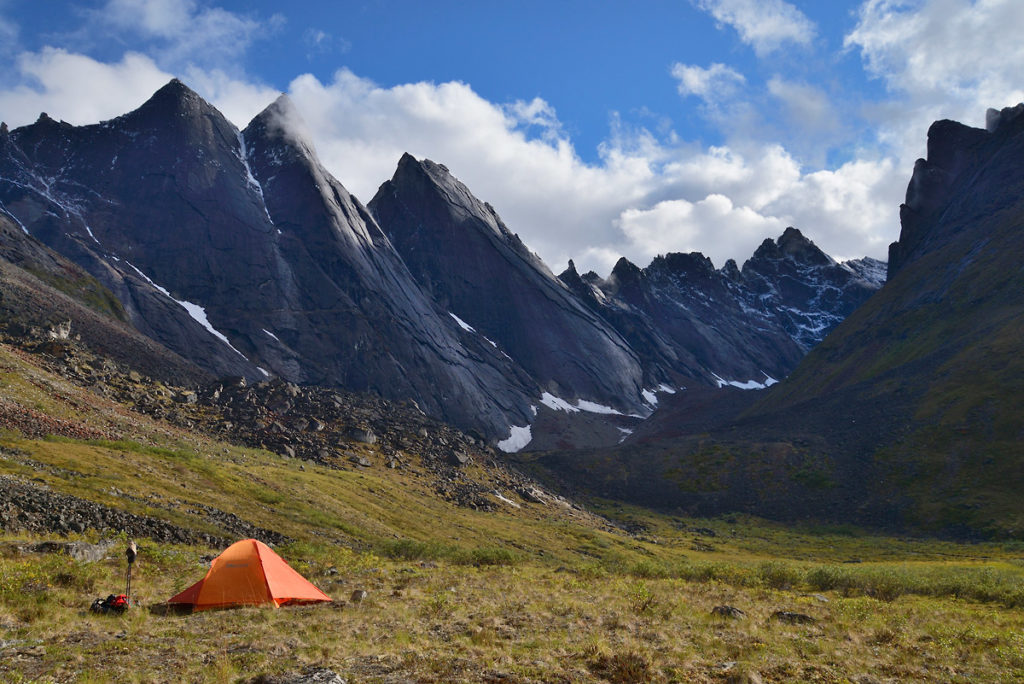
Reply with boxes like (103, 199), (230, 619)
(125, 540), (138, 603)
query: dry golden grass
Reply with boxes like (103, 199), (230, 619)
(1, 343), (1024, 682)
(2, 539), (1024, 683)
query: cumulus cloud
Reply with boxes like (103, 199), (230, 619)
(282, 69), (901, 272)
(618, 195), (786, 264)
(845, 0), (1024, 164)
(694, 0), (816, 56)
(670, 62), (762, 138)
(0, 48), (172, 126)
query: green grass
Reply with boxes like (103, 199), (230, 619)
(2, 342), (1024, 680)
(2, 533), (1024, 682)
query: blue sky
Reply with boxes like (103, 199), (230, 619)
(1, 1), (1022, 274)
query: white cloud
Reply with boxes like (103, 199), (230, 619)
(694, 0), (816, 56)
(763, 157), (904, 261)
(767, 77), (837, 134)
(283, 69), (901, 273)
(670, 62), (761, 138)
(845, 0), (1024, 164)
(0, 48), (171, 126)
(89, 0), (283, 71)
(672, 62), (746, 99)
(617, 195), (786, 264)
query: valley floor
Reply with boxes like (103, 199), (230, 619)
(0, 341), (1022, 682)
(2, 530), (1024, 683)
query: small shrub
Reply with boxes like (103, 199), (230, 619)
(758, 560), (801, 590)
(458, 546), (520, 567)
(589, 650), (653, 684)
(377, 539), (454, 562)
(627, 559), (671, 579)
(862, 569), (906, 602)
(805, 565), (855, 593)
(420, 590), (451, 617)
(626, 581), (656, 615)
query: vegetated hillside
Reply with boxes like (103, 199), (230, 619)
(2, 322), (1024, 683)
(520, 105), (1024, 538)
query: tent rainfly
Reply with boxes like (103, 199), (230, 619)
(167, 539), (332, 611)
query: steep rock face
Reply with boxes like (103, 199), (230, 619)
(240, 98), (536, 437)
(0, 80), (272, 379)
(370, 154), (646, 413)
(0, 80), (537, 439)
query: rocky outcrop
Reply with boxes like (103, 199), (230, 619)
(0, 473), (251, 546)
(889, 103), (1024, 278)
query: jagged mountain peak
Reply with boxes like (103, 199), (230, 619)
(747, 227), (832, 268)
(371, 153), (646, 416)
(721, 258), (741, 281)
(610, 256), (642, 279)
(376, 154), (557, 290)
(652, 252), (716, 278)
(244, 93), (321, 169)
(558, 259), (582, 284)
(247, 93), (302, 135)
(126, 77), (217, 125)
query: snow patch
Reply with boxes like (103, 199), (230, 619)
(497, 425), (532, 453)
(712, 371), (779, 390)
(641, 389), (658, 406)
(256, 366), (270, 377)
(449, 312), (476, 333)
(617, 427), (634, 443)
(493, 491), (521, 508)
(657, 384), (677, 394)
(539, 392), (627, 416)
(576, 399), (623, 415)
(262, 328), (280, 342)
(0, 202), (30, 235)
(125, 261), (250, 362)
(236, 130), (274, 223)
(539, 392), (579, 413)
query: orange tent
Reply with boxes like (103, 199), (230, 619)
(167, 539), (332, 611)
